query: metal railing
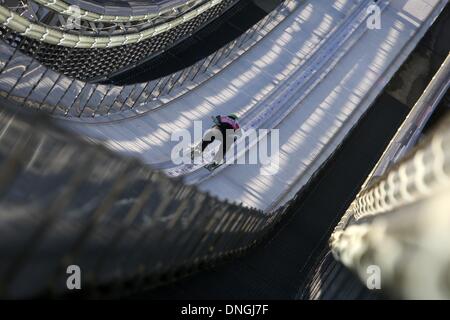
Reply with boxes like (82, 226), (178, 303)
(361, 54), (450, 191)
(0, 98), (290, 298)
(0, 0), (296, 117)
(34, 0), (214, 19)
(0, 0), (227, 47)
(163, 0), (384, 182)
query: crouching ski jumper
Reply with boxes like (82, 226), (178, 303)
(191, 114), (242, 166)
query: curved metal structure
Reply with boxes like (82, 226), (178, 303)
(3, 0), (220, 37)
(0, 102), (281, 298)
(0, 0), (239, 80)
(331, 53), (450, 299)
(42, 0), (216, 17)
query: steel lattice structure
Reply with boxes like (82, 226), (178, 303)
(331, 53), (450, 299)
